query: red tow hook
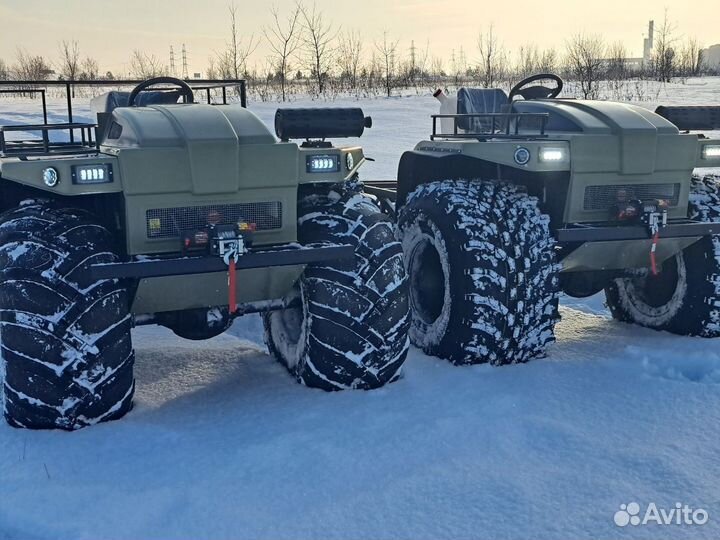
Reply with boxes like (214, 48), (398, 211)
(650, 230), (660, 276)
(645, 205), (667, 276)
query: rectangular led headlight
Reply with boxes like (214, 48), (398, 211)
(306, 154), (339, 173)
(539, 147), (567, 163)
(702, 145), (720, 160)
(72, 164), (113, 184)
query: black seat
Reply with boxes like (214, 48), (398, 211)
(456, 88), (509, 132)
(90, 90), (182, 114)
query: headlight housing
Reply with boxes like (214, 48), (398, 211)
(702, 145), (720, 160)
(42, 167), (59, 187)
(539, 147), (567, 163)
(72, 164), (113, 184)
(306, 154), (340, 173)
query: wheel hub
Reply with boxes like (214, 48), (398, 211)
(409, 237), (445, 324)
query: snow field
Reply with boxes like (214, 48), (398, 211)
(1, 77), (720, 539)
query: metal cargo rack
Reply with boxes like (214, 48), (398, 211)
(0, 78), (247, 159)
(430, 112), (550, 140)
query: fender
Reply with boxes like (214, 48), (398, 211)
(396, 150), (570, 228)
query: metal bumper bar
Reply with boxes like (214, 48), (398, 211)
(556, 220), (720, 243)
(91, 244), (354, 280)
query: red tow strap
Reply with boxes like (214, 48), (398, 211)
(650, 230), (660, 276)
(228, 258), (237, 314)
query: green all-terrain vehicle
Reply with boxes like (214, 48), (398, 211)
(0, 77), (409, 430)
(365, 73), (720, 366)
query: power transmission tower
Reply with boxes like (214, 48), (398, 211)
(181, 44), (189, 79)
(169, 46), (176, 76)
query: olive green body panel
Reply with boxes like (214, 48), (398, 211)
(130, 265), (304, 314)
(0, 102), (371, 316)
(96, 104), (362, 255)
(0, 154), (122, 194)
(416, 98), (720, 273)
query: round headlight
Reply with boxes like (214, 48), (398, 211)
(513, 147), (531, 166)
(42, 167), (59, 187)
(346, 152), (354, 170)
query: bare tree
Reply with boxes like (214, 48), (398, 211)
(218, 2), (258, 79)
(80, 57), (99, 80)
(263, 3), (302, 101)
(652, 10), (677, 82)
(58, 40), (81, 81)
(607, 41), (628, 80)
(517, 43), (539, 78)
(538, 48), (558, 74)
(300, 2), (337, 96)
(129, 50), (166, 79)
(415, 40), (430, 90)
(564, 33), (606, 99)
(14, 48), (52, 80)
(338, 29), (362, 93)
(476, 25), (507, 88)
(375, 31), (398, 97)
(0, 59), (9, 80)
(606, 41), (628, 99)
(678, 37), (703, 78)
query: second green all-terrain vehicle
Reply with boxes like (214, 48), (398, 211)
(0, 77), (409, 430)
(366, 73), (720, 366)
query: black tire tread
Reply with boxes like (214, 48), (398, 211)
(264, 188), (410, 390)
(0, 202), (134, 430)
(397, 179), (560, 365)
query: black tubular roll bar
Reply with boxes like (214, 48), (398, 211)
(0, 79), (247, 158)
(431, 112), (549, 140)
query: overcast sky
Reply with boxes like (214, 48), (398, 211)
(0, 0), (717, 75)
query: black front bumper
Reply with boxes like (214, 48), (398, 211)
(555, 220), (720, 243)
(91, 244), (354, 280)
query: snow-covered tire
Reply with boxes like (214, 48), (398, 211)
(605, 174), (720, 337)
(263, 188), (410, 390)
(0, 203), (134, 430)
(396, 179), (560, 365)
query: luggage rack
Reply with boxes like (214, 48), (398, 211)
(0, 122), (98, 158)
(430, 112), (550, 140)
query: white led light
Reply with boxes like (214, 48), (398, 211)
(42, 167), (59, 187)
(309, 155), (338, 172)
(539, 148), (566, 162)
(74, 165), (112, 184)
(702, 145), (720, 159)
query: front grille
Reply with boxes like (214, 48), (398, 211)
(583, 183), (681, 211)
(146, 202), (282, 239)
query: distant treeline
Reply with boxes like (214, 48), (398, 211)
(0, 5), (716, 102)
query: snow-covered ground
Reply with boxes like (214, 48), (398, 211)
(2, 78), (720, 540)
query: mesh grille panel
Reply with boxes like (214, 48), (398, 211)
(146, 202), (282, 238)
(583, 183), (681, 211)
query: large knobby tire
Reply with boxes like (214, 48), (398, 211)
(397, 179), (560, 365)
(263, 188), (410, 390)
(0, 202), (134, 430)
(605, 175), (720, 337)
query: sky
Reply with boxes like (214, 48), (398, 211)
(0, 0), (718, 76)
